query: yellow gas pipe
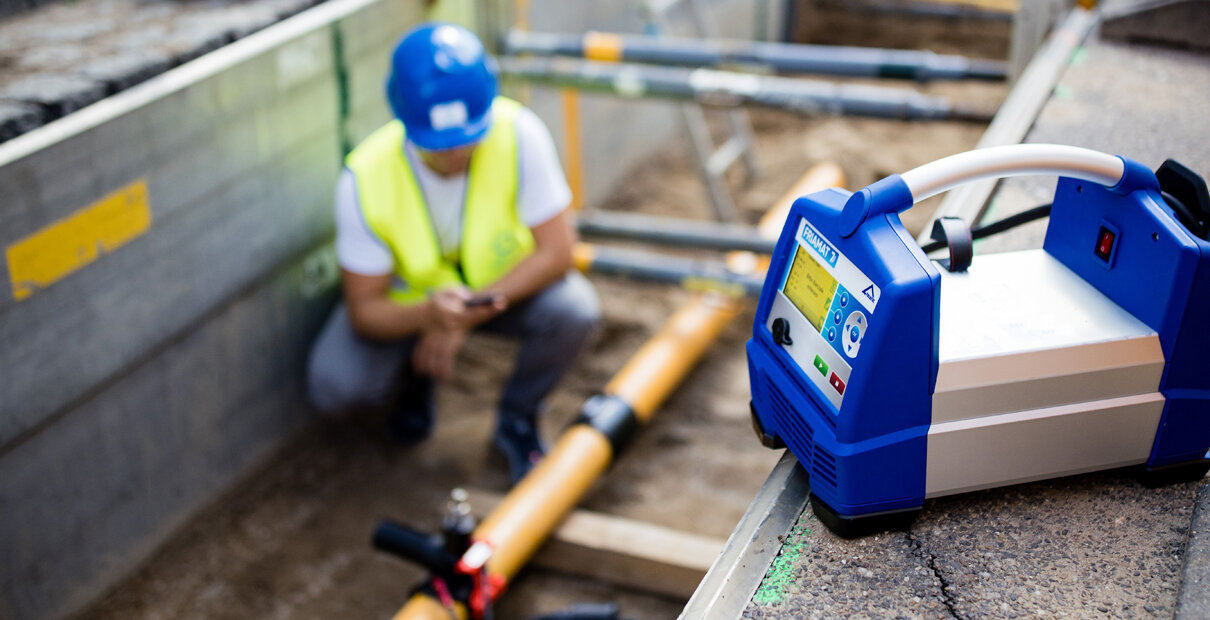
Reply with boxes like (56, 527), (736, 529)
(392, 162), (845, 620)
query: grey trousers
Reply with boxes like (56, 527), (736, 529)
(306, 271), (600, 422)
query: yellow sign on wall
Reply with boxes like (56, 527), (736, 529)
(6, 179), (152, 301)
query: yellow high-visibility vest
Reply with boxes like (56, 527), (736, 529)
(346, 97), (534, 304)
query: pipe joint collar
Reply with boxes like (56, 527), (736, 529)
(572, 395), (638, 458)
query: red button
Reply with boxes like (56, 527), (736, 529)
(829, 372), (846, 395)
(1095, 227), (1116, 261)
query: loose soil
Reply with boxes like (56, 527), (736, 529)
(75, 7), (1009, 620)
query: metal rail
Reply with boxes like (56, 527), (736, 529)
(499, 57), (996, 123)
(680, 452), (810, 619)
(503, 29), (1007, 82)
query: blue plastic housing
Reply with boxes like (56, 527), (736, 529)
(1044, 175), (1210, 467)
(748, 187), (940, 517)
(749, 156), (1210, 523)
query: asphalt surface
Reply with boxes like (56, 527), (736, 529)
(744, 470), (1202, 619)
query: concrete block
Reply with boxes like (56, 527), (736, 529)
(77, 52), (173, 94)
(26, 19), (115, 45)
(264, 0), (323, 20)
(19, 45), (91, 74)
(111, 26), (174, 54)
(0, 32), (337, 246)
(173, 6), (281, 42)
(0, 131), (340, 447)
(169, 31), (233, 66)
(0, 74), (107, 118)
(0, 244), (337, 620)
(0, 101), (44, 143)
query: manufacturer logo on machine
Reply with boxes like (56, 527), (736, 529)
(799, 223), (838, 267)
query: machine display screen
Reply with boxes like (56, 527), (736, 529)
(782, 245), (838, 331)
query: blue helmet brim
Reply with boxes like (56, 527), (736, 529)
(406, 107), (493, 151)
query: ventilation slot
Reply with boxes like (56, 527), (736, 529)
(811, 445), (839, 491)
(767, 377), (813, 455)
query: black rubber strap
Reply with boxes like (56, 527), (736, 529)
(930, 216), (973, 272)
(571, 394), (638, 457)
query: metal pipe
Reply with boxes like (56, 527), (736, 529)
(499, 57), (995, 123)
(574, 243), (765, 298)
(391, 163), (846, 620)
(577, 211), (777, 254)
(814, 0), (1016, 22)
(503, 29), (1008, 82)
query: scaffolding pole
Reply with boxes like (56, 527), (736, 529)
(503, 29), (1008, 82)
(498, 57), (995, 123)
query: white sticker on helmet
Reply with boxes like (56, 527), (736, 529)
(429, 100), (468, 131)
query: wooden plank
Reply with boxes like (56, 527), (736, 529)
(466, 489), (725, 599)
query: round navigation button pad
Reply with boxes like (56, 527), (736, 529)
(841, 310), (867, 358)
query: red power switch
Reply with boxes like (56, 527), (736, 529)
(1095, 226), (1116, 262)
(829, 372), (846, 395)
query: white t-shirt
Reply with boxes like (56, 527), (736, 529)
(335, 106), (572, 276)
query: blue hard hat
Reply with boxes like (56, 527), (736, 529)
(386, 23), (498, 151)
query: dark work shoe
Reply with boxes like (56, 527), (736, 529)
(388, 378), (434, 446)
(492, 416), (547, 484)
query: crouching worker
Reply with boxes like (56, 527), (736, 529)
(307, 22), (600, 484)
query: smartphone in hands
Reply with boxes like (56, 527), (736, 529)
(465, 293), (504, 308)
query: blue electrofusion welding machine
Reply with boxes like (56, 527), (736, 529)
(747, 145), (1210, 537)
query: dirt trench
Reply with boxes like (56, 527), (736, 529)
(76, 9), (1009, 620)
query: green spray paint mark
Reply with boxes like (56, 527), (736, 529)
(752, 518), (814, 605)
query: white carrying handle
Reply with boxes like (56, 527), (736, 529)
(900, 144), (1125, 204)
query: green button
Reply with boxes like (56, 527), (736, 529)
(813, 355), (829, 377)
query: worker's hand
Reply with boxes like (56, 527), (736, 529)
(412, 328), (468, 382)
(428, 287), (507, 331)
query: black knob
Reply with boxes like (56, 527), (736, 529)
(771, 317), (793, 346)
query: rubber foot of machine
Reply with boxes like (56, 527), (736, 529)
(809, 493), (922, 539)
(1137, 459), (1210, 488)
(749, 401), (785, 450)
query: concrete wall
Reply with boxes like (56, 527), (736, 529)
(0, 1), (777, 619)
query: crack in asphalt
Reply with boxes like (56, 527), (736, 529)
(908, 530), (963, 619)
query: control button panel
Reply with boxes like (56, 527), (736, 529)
(769, 217), (882, 412)
(822, 283), (869, 359)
